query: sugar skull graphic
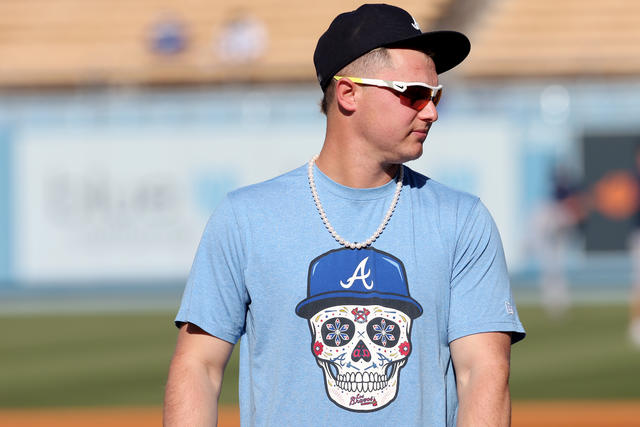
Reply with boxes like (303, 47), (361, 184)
(295, 248), (422, 412)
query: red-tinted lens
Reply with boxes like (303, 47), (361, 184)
(401, 85), (441, 110)
(432, 88), (442, 106)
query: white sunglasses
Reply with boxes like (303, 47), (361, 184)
(334, 75), (443, 109)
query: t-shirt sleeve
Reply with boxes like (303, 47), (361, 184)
(175, 194), (249, 344)
(448, 199), (525, 344)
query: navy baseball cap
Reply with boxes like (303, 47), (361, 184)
(314, 3), (471, 91)
(295, 247), (423, 319)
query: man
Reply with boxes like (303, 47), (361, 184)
(164, 4), (525, 426)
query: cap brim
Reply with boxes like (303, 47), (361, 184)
(386, 30), (471, 74)
(295, 290), (423, 319)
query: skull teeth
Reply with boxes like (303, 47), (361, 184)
(336, 372), (388, 392)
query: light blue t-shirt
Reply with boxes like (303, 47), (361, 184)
(176, 164), (525, 426)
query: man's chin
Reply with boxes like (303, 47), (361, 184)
(398, 146), (424, 164)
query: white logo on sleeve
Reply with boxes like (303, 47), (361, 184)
(505, 301), (514, 315)
(411, 16), (421, 31)
(340, 257), (374, 289)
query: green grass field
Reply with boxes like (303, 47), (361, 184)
(1, 303), (638, 408)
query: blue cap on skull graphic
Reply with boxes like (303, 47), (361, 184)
(295, 248), (423, 319)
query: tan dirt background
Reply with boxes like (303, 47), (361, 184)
(1, 402), (639, 426)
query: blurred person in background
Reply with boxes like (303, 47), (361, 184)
(629, 145), (640, 347)
(164, 4), (525, 426)
(148, 12), (188, 56)
(529, 164), (586, 317)
(216, 8), (267, 64)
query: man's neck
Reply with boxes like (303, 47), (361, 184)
(315, 145), (399, 189)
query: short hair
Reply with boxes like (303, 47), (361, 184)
(320, 47), (393, 115)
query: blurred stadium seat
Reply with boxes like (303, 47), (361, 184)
(0, 0), (452, 88)
(463, 0), (640, 77)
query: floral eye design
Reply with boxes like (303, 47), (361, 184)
(366, 317), (401, 347)
(321, 317), (355, 347)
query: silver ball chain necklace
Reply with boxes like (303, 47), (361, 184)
(308, 154), (404, 249)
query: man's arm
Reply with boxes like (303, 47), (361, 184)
(450, 331), (512, 427)
(164, 322), (234, 426)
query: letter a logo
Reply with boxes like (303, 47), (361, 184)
(340, 257), (374, 290)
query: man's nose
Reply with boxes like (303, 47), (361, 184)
(418, 100), (438, 122)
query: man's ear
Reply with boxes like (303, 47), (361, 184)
(335, 78), (358, 113)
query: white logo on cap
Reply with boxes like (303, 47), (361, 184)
(340, 257), (374, 290)
(411, 17), (420, 31)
